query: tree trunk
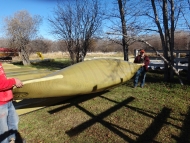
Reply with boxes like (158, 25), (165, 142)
(151, 0), (169, 81)
(170, 0), (175, 80)
(20, 47), (31, 65)
(163, 0), (171, 82)
(188, 52), (190, 81)
(118, 0), (128, 61)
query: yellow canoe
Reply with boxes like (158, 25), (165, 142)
(14, 96), (72, 115)
(8, 71), (53, 81)
(5, 67), (40, 72)
(13, 59), (141, 99)
(2, 63), (21, 69)
(6, 69), (52, 76)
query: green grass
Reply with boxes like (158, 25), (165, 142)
(14, 60), (190, 143)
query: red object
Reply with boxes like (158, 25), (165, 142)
(140, 49), (145, 53)
(0, 48), (19, 58)
(0, 63), (16, 105)
(134, 55), (150, 71)
(0, 48), (18, 52)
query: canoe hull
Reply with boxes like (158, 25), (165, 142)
(13, 59), (141, 99)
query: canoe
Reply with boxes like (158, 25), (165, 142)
(2, 65), (21, 69)
(5, 67), (39, 72)
(7, 71), (53, 81)
(14, 96), (71, 115)
(13, 59), (141, 99)
(6, 69), (52, 76)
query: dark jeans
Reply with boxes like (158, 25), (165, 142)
(134, 67), (146, 87)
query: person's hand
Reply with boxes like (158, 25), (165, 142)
(14, 78), (23, 88)
(142, 63), (145, 66)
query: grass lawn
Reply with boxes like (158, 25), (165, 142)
(15, 59), (190, 143)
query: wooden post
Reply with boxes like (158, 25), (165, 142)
(175, 51), (180, 72)
(134, 49), (139, 57)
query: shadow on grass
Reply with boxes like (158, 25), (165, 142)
(126, 69), (166, 86)
(48, 91), (109, 114)
(60, 94), (172, 143)
(172, 106), (190, 143)
(136, 107), (171, 143)
(99, 96), (172, 143)
(16, 86), (186, 142)
(130, 69), (190, 85)
(0, 130), (23, 143)
(14, 91), (110, 116)
(12, 59), (72, 70)
(65, 96), (135, 143)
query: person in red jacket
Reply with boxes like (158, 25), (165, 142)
(134, 49), (150, 88)
(0, 63), (23, 143)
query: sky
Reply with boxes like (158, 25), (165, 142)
(0, 0), (189, 41)
(0, 0), (113, 41)
(0, 0), (60, 40)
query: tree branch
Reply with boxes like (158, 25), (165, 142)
(138, 39), (184, 85)
(106, 32), (184, 85)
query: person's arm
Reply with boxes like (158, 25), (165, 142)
(0, 75), (23, 91)
(14, 78), (23, 88)
(0, 74), (16, 91)
(134, 56), (139, 63)
(144, 56), (150, 71)
(134, 56), (144, 67)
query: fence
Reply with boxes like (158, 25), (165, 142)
(134, 49), (190, 71)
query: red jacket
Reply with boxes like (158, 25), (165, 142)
(134, 55), (150, 71)
(0, 63), (16, 105)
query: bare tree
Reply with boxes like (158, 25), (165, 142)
(0, 38), (9, 47)
(118, 0), (128, 61)
(128, 0), (186, 82)
(150, 0), (174, 81)
(149, 0), (190, 81)
(105, 0), (141, 61)
(48, 0), (103, 64)
(27, 38), (49, 55)
(4, 10), (42, 65)
(181, 2), (190, 81)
